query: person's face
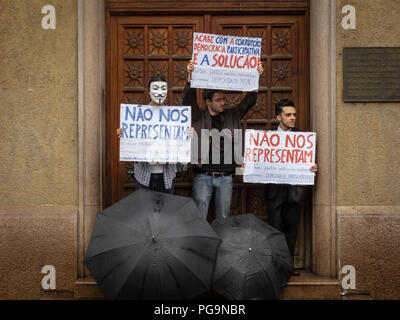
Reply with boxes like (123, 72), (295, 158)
(149, 81), (168, 105)
(206, 92), (225, 115)
(277, 106), (296, 130)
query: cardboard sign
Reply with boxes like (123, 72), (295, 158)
(191, 32), (262, 92)
(243, 130), (316, 185)
(119, 104), (191, 163)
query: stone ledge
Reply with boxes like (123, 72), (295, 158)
(74, 277), (104, 300)
(74, 271), (341, 300)
(279, 270), (341, 300)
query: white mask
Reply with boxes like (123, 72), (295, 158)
(149, 81), (168, 105)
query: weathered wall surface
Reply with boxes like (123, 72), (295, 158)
(0, 0), (78, 299)
(336, 0), (400, 299)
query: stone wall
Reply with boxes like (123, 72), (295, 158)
(0, 0), (78, 299)
(336, 0), (400, 299)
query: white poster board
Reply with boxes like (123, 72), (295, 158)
(119, 104), (191, 163)
(191, 32), (262, 92)
(243, 130), (316, 185)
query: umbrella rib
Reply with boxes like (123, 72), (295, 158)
(114, 246), (152, 300)
(216, 249), (248, 276)
(97, 251), (134, 283)
(160, 235), (220, 242)
(154, 200), (197, 237)
(99, 213), (149, 238)
(88, 239), (151, 259)
(98, 244), (149, 298)
(162, 243), (211, 265)
(160, 242), (215, 288)
(158, 247), (187, 297)
(252, 250), (283, 297)
(160, 246), (209, 293)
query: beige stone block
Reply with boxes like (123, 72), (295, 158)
(0, 206), (77, 299)
(0, 0), (78, 206)
(337, 207), (400, 299)
(6, 271), (42, 300)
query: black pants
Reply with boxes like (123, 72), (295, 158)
(135, 173), (174, 194)
(267, 200), (301, 259)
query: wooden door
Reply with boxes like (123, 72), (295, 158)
(106, 11), (309, 268)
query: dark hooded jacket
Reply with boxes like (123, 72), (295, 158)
(183, 81), (258, 171)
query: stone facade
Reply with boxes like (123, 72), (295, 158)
(0, 0), (78, 299)
(336, 0), (400, 300)
(0, 0), (399, 300)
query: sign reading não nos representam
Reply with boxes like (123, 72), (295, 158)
(119, 104), (191, 163)
(243, 130), (316, 185)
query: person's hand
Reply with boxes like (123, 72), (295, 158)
(310, 163), (318, 176)
(257, 61), (264, 75)
(187, 60), (194, 82)
(189, 127), (194, 139)
(116, 128), (122, 139)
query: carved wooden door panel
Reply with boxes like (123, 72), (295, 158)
(107, 13), (309, 268)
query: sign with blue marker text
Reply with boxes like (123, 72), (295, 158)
(119, 104), (191, 163)
(191, 32), (262, 92)
(243, 130), (316, 185)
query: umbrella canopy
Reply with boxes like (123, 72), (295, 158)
(84, 189), (221, 300)
(211, 213), (294, 300)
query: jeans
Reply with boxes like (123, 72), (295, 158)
(135, 173), (174, 194)
(192, 173), (233, 220)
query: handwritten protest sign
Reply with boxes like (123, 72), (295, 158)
(191, 32), (262, 92)
(119, 104), (191, 163)
(243, 130), (316, 185)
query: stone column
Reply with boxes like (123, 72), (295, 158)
(77, 0), (105, 278)
(310, 0), (337, 277)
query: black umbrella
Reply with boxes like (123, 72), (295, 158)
(211, 213), (294, 300)
(84, 189), (221, 300)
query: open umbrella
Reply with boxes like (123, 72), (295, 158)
(211, 213), (294, 300)
(84, 189), (221, 300)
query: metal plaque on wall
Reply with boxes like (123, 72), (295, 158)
(343, 47), (400, 102)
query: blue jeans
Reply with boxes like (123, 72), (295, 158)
(192, 173), (233, 220)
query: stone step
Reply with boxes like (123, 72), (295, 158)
(74, 277), (104, 299)
(279, 270), (341, 300)
(74, 271), (342, 300)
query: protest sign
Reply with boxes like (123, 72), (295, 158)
(190, 32), (262, 92)
(243, 130), (316, 185)
(119, 104), (191, 163)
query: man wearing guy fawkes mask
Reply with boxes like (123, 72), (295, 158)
(117, 76), (177, 194)
(149, 79), (168, 105)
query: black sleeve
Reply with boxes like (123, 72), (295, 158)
(237, 91), (258, 119)
(183, 81), (201, 123)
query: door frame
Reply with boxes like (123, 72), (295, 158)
(77, 0), (337, 280)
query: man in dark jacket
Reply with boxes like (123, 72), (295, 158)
(265, 98), (318, 276)
(183, 60), (263, 220)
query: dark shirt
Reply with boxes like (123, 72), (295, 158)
(195, 114), (236, 173)
(183, 82), (258, 174)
